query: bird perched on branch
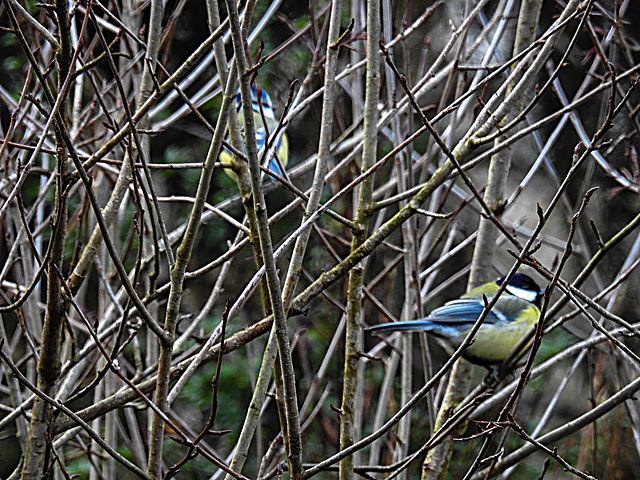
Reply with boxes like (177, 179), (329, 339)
(368, 273), (544, 367)
(220, 85), (289, 181)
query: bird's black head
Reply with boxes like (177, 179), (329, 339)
(497, 273), (543, 307)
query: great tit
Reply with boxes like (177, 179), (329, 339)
(368, 273), (543, 367)
(220, 85), (289, 181)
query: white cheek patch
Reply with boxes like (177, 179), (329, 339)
(506, 285), (538, 302)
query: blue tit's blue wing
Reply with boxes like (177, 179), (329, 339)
(268, 157), (284, 177)
(255, 120), (286, 178)
(267, 134), (287, 177)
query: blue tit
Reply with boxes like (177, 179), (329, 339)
(220, 85), (289, 181)
(368, 273), (543, 367)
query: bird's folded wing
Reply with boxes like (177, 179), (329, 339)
(427, 299), (507, 325)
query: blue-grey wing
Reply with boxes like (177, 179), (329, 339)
(268, 158), (283, 177)
(427, 299), (507, 326)
(368, 299), (504, 335)
(256, 127), (285, 176)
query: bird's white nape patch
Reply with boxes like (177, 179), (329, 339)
(506, 285), (538, 302)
